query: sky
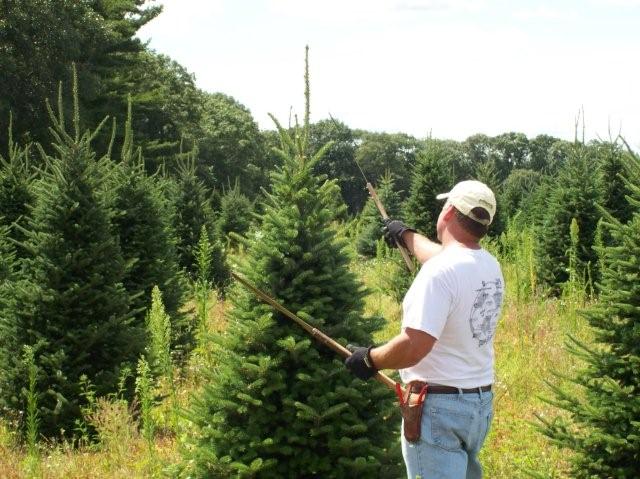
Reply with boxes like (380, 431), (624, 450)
(137, 0), (640, 147)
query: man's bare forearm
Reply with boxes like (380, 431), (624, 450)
(402, 231), (442, 264)
(369, 328), (436, 370)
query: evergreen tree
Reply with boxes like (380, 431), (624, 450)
(474, 156), (506, 236)
(594, 140), (631, 225)
(106, 104), (186, 326)
(535, 143), (602, 293)
(356, 171), (402, 257)
(0, 117), (35, 249)
(0, 224), (14, 283)
(499, 168), (543, 223)
(403, 139), (454, 238)
(0, 224), (17, 377)
(521, 175), (554, 228)
(0, 87), (141, 437)
(216, 180), (255, 247)
(172, 154), (228, 288)
(0, 225), (20, 437)
(537, 150), (640, 477)
(181, 49), (402, 478)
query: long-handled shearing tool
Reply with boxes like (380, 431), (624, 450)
(231, 272), (399, 392)
(353, 160), (416, 273)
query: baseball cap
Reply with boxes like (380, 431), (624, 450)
(436, 180), (496, 226)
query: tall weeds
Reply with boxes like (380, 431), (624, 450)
(146, 286), (173, 381)
(492, 214), (537, 303)
(145, 286), (175, 431)
(194, 225), (214, 339)
(22, 346), (39, 459)
(135, 357), (155, 453)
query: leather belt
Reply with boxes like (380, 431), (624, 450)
(409, 382), (492, 395)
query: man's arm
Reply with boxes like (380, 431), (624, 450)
(402, 231), (443, 265)
(369, 327), (436, 370)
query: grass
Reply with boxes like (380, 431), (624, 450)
(0, 257), (586, 478)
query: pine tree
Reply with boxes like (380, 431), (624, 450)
(474, 156), (505, 236)
(594, 140), (631, 225)
(403, 139), (454, 238)
(535, 143), (602, 293)
(499, 168), (543, 223)
(0, 223), (14, 283)
(356, 171), (401, 257)
(0, 82), (142, 437)
(216, 179), (254, 247)
(105, 102), (186, 329)
(172, 154), (228, 288)
(536, 150), (640, 477)
(181, 48), (402, 478)
(0, 115), (35, 249)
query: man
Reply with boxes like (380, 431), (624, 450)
(345, 180), (504, 479)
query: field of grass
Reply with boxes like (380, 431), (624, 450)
(0, 255), (587, 478)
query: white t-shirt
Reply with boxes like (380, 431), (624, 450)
(399, 245), (504, 388)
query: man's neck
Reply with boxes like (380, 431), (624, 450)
(441, 230), (481, 250)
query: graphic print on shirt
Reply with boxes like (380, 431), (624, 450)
(469, 279), (503, 347)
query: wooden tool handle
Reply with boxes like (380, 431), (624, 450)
(317, 330), (398, 390)
(367, 183), (416, 273)
(231, 272), (400, 392)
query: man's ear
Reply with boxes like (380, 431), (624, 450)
(442, 203), (456, 221)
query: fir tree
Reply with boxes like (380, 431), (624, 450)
(594, 140), (631, 225)
(216, 179), (254, 247)
(0, 223), (14, 283)
(0, 115), (35, 249)
(181, 48), (402, 478)
(172, 154), (228, 288)
(106, 102), (186, 328)
(535, 143), (602, 293)
(0, 224), (17, 392)
(536, 150), (640, 477)
(473, 156), (505, 235)
(499, 168), (543, 223)
(356, 171), (402, 257)
(403, 139), (454, 238)
(0, 82), (141, 437)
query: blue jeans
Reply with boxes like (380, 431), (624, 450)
(401, 389), (494, 479)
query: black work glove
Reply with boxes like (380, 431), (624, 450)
(382, 218), (416, 249)
(344, 344), (378, 380)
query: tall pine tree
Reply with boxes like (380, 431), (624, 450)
(181, 48), (402, 478)
(537, 149), (640, 477)
(594, 140), (631, 225)
(171, 153), (228, 288)
(0, 116), (35, 250)
(105, 102), (186, 326)
(356, 171), (402, 257)
(403, 139), (454, 238)
(216, 179), (254, 247)
(535, 143), (602, 293)
(0, 83), (142, 437)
